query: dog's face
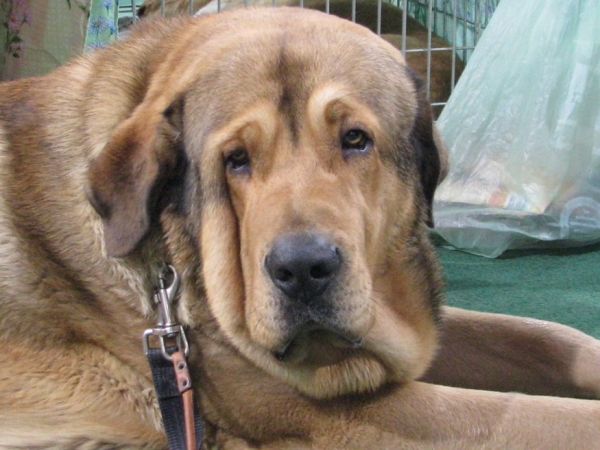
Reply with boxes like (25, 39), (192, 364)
(88, 8), (445, 399)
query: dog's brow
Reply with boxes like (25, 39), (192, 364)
(307, 85), (382, 140)
(209, 102), (279, 150)
(308, 84), (351, 116)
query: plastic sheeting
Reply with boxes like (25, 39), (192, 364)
(433, 0), (600, 257)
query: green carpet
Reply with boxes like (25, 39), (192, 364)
(437, 243), (600, 339)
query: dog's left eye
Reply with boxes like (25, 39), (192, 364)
(341, 129), (371, 156)
(225, 149), (251, 174)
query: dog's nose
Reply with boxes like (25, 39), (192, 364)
(265, 232), (342, 301)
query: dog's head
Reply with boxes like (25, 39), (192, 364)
(88, 8), (446, 399)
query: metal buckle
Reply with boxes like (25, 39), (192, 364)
(143, 264), (190, 361)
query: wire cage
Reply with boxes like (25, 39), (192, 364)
(396, 0), (501, 114)
(403, 0), (498, 60)
(82, 0), (500, 116)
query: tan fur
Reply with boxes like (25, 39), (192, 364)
(136, 0), (464, 114)
(0, 8), (600, 449)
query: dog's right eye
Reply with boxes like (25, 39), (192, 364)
(225, 149), (251, 174)
(341, 129), (372, 158)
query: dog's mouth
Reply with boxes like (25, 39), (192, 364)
(272, 325), (363, 367)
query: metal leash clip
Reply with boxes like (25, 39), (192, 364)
(143, 264), (190, 361)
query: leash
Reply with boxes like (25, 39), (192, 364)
(143, 265), (203, 450)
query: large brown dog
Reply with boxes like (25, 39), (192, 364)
(0, 8), (599, 449)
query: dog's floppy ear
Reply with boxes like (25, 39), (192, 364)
(137, 4), (148, 17)
(406, 68), (449, 227)
(87, 97), (185, 257)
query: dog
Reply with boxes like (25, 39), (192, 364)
(0, 7), (600, 449)
(134, 0), (464, 115)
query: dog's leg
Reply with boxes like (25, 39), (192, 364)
(330, 381), (600, 450)
(199, 335), (600, 449)
(206, 370), (600, 449)
(420, 306), (600, 398)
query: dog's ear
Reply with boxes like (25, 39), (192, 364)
(406, 68), (449, 227)
(87, 97), (185, 257)
(137, 5), (148, 17)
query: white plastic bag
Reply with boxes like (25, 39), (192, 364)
(433, 0), (600, 258)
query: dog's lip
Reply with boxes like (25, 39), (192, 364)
(272, 324), (363, 362)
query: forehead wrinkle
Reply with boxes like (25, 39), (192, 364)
(274, 38), (312, 145)
(207, 101), (279, 151)
(307, 84), (385, 143)
(307, 84), (353, 125)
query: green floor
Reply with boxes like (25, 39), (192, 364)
(437, 243), (600, 339)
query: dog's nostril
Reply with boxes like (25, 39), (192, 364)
(275, 268), (294, 283)
(310, 263), (332, 279)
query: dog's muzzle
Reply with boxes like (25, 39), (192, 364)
(264, 231), (362, 362)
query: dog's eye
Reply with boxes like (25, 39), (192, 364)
(225, 149), (251, 174)
(341, 129), (371, 156)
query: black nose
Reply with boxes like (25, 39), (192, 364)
(265, 232), (342, 301)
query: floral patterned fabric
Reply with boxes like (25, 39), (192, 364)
(85, 0), (123, 49)
(1, 1), (89, 80)
(0, 0), (30, 61)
